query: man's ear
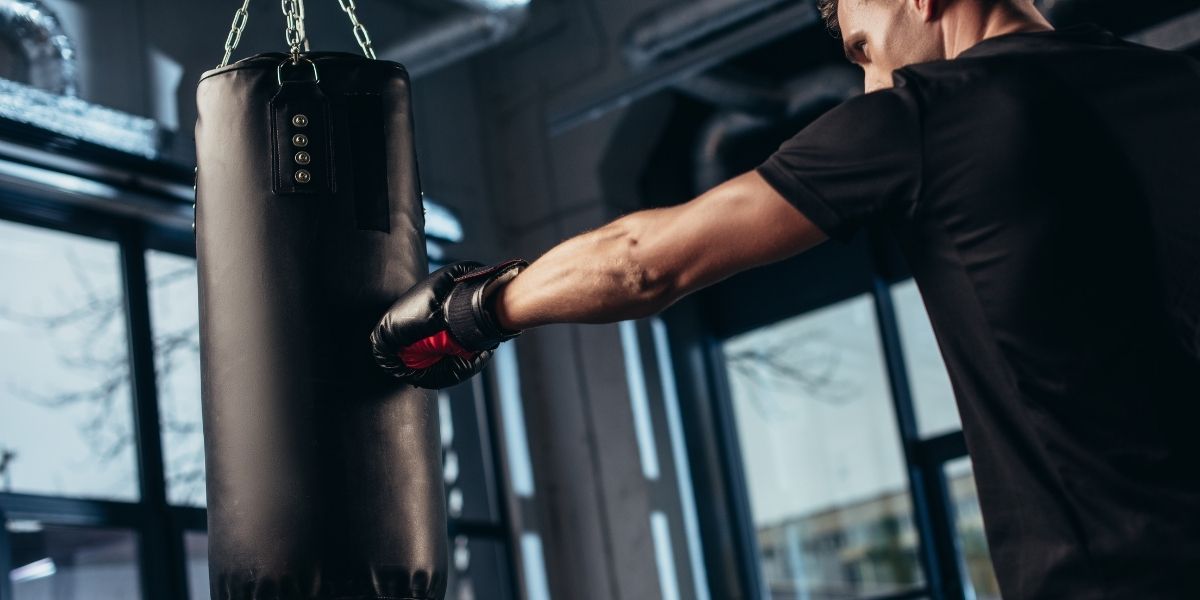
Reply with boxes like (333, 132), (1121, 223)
(913, 0), (940, 22)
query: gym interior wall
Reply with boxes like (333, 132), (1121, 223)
(0, 0), (1197, 599)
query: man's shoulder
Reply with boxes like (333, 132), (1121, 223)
(889, 52), (1083, 119)
(893, 54), (1028, 95)
(830, 83), (923, 124)
(895, 30), (1195, 99)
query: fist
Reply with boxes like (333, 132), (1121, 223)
(370, 260), (526, 389)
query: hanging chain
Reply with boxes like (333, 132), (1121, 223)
(219, 0), (253, 67)
(219, 0), (375, 67)
(337, 0), (377, 59)
(297, 0), (311, 51)
(282, 0), (306, 63)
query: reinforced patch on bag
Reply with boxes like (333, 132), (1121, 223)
(346, 93), (390, 233)
(270, 80), (334, 196)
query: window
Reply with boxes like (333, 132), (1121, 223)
(891, 280), (961, 438)
(487, 342), (549, 599)
(6, 520), (142, 599)
(145, 250), (204, 507)
(445, 536), (514, 600)
(895, 279), (999, 597)
(692, 242), (990, 599)
(620, 319), (712, 600)
(183, 531), (208, 600)
(944, 458), (1000, 600)
(0, 220), (139, 501)
(722, 293), (924, 599)
(2, 195), (517, 598)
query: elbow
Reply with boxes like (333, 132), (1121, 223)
(624, 261), (677, 317)
(612, 221), (680, 316)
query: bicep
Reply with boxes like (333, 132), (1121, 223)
(633, 171), (829, 298)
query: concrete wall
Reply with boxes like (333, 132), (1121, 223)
(460, 3), (714, 599)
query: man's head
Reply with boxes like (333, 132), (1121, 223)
(818, 0), (1048, 93)
(819, 0), (946, 92)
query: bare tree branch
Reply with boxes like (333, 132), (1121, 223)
(725, 331), (862, 418)
(1, 249), (205, 501)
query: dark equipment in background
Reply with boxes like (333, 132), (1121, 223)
(194, 2), (447, 598)
(0, 0), (77, 96)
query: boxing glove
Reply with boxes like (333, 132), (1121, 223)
(371, 259), (527, 389)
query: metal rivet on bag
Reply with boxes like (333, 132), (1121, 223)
(291, 114), (309, 127)
(292, 133), (309, 147)
(295, 169), (311, 183)
(295, 151), (311, 165)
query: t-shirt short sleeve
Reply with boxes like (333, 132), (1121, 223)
(756, 87), (923, 241)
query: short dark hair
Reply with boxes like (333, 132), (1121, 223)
(817, 0), (841, 38)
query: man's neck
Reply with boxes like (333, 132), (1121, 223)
(943, 1), (1054, 58)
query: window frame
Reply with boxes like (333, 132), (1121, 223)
(666, 225), (975, 600)
(0, 154), (520, 600)
(0, 200), (198, 599)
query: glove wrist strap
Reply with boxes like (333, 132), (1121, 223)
(444, 259), (528, 351)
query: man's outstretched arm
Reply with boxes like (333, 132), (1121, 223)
(492, 170), (828, 329)
(370, 170), (827, 388)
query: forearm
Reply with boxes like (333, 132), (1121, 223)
(488, 172), (826, 332)
(492, 211), (676, 330)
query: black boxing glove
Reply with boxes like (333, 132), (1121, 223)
(370, 259), (527, 389)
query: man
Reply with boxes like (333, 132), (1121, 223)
(371, 0), (1200, 597)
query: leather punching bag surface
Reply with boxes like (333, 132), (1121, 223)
(194, 53), (447, 599)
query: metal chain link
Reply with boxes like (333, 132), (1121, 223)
(218, 0), (374, 67)
(337, 0), (377, 59)
(282, 0), (306, 63)
(219, 0), (253, 67)
(297, 0), (310, 51)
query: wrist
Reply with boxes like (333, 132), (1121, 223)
(444, 259), (528, 350)
(480, 283), (518, 336)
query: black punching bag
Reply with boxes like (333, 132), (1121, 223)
(193, 28), (447, 600)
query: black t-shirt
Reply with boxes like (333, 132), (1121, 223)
(758, 26), (1200, 599)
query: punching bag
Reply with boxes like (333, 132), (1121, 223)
(193, 4), (447, 599)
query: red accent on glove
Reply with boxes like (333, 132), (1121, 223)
(399, 330), (478, 369)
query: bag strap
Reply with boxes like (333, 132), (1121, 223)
(217, 0), (376, 68)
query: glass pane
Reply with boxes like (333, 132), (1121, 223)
(945, 458), (1001, 600)
(0, 220), (139, 501)
(439, 385), (506, 524)
(892, 280), (962, 438)
(492, 343), (535, 499)
(6, 520), (142, 599)
(446, 536), (513, 600)
(145, 250), (205, 506)
(723, 294), (924, 599)
(519, 532), (551, 600)
(184, 531), (209, 600)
